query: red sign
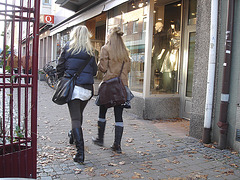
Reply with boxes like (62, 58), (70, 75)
(44, 15), (54, 24)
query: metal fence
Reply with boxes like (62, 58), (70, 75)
(0, 0), (40, 178)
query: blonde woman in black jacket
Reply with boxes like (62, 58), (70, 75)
(56, 25), (97, 164)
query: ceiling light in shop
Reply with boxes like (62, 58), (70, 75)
(138, 2), (144, 7)
(132, 2), (136, 8)
(177, 3), (181, 6)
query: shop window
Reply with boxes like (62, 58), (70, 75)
(186, 32), (196, 97)
(22, 47), (26, 56)
(30, 43), (32, 55)
(188, 0), (197, 25)
(108, 1), (147, 93)
(55, 30), (70, 59)
(123, 23), (128, 35)
(43, 0), (51, 5)
(150, 1), (181, 94)
(143, 17), (147, 32)
(133, 20), (138, 33)
(56, 33), (61, 59)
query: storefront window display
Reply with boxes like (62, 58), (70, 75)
(108, 1), (148, 93)
(56, 33), (61, 59)
(86, 13), (107, 81)
(56, 30), (70, 59)
(151, 1), (181, 94)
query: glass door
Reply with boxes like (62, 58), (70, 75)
(180, 0), (197, 119)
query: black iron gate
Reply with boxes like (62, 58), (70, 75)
(0, 0), (40, 178)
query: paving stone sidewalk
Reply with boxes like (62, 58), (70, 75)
(37, 81), (240, 180)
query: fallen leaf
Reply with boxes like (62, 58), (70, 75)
(195, 174), (208, 179)
(164, 158), (171, 163)
(115, 169), (123, 174)
(231, 151), (238, 155)
(222, 170), (234, 175)
(144, 161), (152, 164)
(108, 162), (118, 166)
(74, 168), (82, 174)
(84, 167), (94, 172)
(112, 174), (120, 178)
(203, 155), (213, 159)
(204, 144), (216, 148)
(127, 138), (134, 143)
(132, 172), (143, 179)
(230, 163), (238, 168)
(119, 161), (125, 165)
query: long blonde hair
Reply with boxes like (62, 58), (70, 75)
(68, 25), (94, 56)
(107, 27), (130, 62)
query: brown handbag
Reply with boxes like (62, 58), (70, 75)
(97, 62), (127, 108)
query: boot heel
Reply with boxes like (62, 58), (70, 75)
(111, 143), (122, 153)
(92, 121), (106, 146)
(68, 130), (74, 144)
(92, 137), (103, 146)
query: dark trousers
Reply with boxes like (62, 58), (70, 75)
(67, 99), (88, 129)
(23, 69), (32, 83)
(99, 105), (123, 123)
(13, 69), (18, 83)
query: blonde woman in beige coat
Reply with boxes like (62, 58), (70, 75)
(92, 27), (131, 153)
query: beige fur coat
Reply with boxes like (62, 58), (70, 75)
(98, 45), (131, 86)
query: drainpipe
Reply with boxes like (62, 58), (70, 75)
(217, 0), (235, 149)
(202, 0), (219, 144)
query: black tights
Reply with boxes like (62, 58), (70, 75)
(68, 99), (88, 129)
(99, 105), (123, 123)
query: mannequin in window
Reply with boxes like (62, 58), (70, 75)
(152, 22), (170, 90)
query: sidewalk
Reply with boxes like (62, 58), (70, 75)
(37, 81), (240, 180)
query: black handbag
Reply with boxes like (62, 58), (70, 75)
(52, 56), (91, 105)
(97, 62), (127, 108)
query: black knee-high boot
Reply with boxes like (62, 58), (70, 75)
(111, 126), (123, 153)
(72, 128), (84, 163)
(92, 121), (106, 146)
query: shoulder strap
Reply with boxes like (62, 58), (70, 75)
(75, 55), (92, 77)
(118, 62), (125, 77)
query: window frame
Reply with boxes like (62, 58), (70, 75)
(122, 22), (128, 35)
(132, 20), (139, 34)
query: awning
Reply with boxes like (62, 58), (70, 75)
(50, 4), (104, 36)
(103, 0), (129, 11)
(50, 0), (130, 36)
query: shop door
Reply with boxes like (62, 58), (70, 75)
(0, 0), (40, 178)
(180, 0), (197, 119)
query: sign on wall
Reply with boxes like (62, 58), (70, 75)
(40, 14), (54, 24)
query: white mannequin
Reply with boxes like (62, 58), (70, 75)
(155, 22), (163, 32)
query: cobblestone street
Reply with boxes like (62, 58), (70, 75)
(37, 80), (240, 180)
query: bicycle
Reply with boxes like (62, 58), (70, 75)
(43, 60), (58, 89)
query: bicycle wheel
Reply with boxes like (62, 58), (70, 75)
(46, 75), (56, 89)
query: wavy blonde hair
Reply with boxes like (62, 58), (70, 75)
(107, 26), (130, 62)
(68, 25), (94, 56)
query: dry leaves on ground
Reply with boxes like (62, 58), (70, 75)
(132, 172), (144, 179)
(84, 167), (95, 177)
